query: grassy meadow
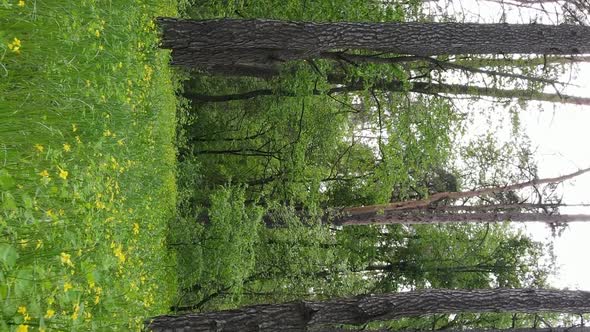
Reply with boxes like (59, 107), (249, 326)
(0, 0), (186, 330)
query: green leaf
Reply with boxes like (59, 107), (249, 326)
(0, 169), (15, 190)
(2, 193), (17, 211)
(21, 193), (33, 209)
(0, 243), (18, 268)
(14, 268), (33, 297)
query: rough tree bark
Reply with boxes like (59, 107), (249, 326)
(147, 288), (590, 332)
(318, 328), (590, 332)
(157, 18), (590, 68)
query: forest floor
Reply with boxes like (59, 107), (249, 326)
(0, 1), (186, 330)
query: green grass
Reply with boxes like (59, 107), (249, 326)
(0, 0), (184, 330)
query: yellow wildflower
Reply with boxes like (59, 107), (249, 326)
(8, 37), (21, 54)
(24, 314), (31, 322)
(94, 29), (100, 38)
(72, 303), (80, 320)
(63, 143), (71, 152)
(58, 167), (68, 180)
(117, 139), (124, 146)
(45, 308), (55, 319)
(36, 239), (43, 249)
(34, 144), (44, 152)
(63, 281), (73, 292)
(133, 223), (139, 235)
(103, 129), (112, 137)
(113, 244), (126, 263)
(60, 252), (73, 267)
(16, 325), (28, 332)
(98, 44), (104, 51)
(18, 1), (25, 7)
(94, 295), (100, 304)
(17, 306), (27, 315)
(75, 136), (82, 144)
(39, 170), (49, 178)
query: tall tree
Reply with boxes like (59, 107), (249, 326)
(318, 328), (590, 332)
(186, 78), (590, 106)
(335, 209), (590, 226)
(339, 166), (590, 219)
(147, 288), (590, 332)
(158, 18), (590, 69)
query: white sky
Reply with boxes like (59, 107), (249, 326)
(519, 70), (590, 290)
(423, 0), (590, 290)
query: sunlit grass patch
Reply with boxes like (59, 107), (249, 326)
(0, 0), (182, 330)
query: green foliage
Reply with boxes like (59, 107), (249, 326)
(171, 186), (262, 309)
(187, 0), (419, 22)
(172, 0), (556, 319)
(0, 0), (186, 330)
(249, 207), (345, 302)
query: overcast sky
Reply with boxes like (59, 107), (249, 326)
(423, 0), (590, 290)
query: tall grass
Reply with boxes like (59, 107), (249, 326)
(0, 0), (184, 330)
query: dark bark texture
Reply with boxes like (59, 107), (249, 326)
(318, 328), (590, 332)
(147, 288), (590, 332)
(158, 18), (590, 68)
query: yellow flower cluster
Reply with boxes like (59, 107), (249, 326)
(45, 308), (55, 319)
(89, 282), (103, 304)
(18, 306), (31, 321)
(72, 303), (80, 320)
(39, 170), (50, 181)
(58, 166), (68, 180)
(64, 281), (73, 292)
(112, 242), (126, 263)
(7, 37), (21, 54)
(60, 252), (74, 267)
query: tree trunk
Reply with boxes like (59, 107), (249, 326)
(343, 167), (590, 215)
(158, 18), (590, 68)
(335, 210), (590, 226)
(147, 288), (590, 331)
(186, 76), (590, 106)
(318, 328), (590, 332)
(456, 55), (590, 68)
